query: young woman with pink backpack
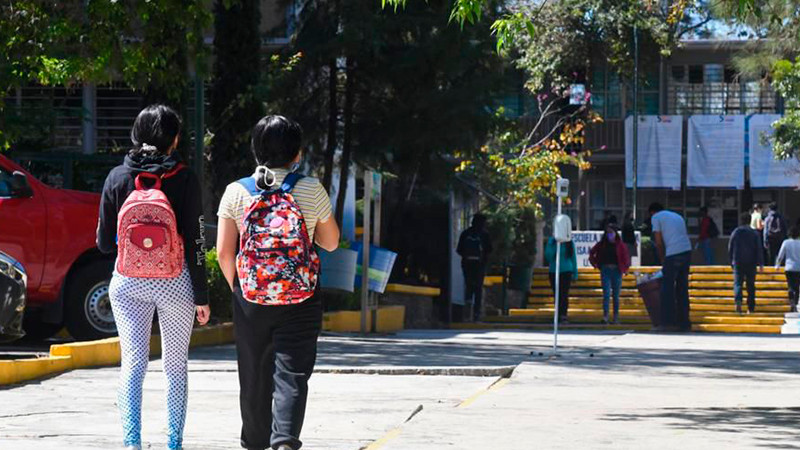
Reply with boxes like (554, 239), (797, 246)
(97, 104), (210, 450)
(216, 115), (339, 450)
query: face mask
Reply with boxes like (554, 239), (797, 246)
(607, 231), (616, 242)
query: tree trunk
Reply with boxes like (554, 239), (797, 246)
(335, 58), (355, 226)
(322, 60), (338, 192)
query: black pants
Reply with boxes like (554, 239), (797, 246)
(462, 261), (486, 320)
(661, 251), (691, 330)
(548, 272), (572, 320)
(233, 286), (323, 450)
(767, 238), (783, 265)
(733, 264), (757, 313)
(786, 271), (800, 312)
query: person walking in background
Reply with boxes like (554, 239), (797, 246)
(96, 105), (210, 450)
(776, 226), (800, 313)
(696, 206), (719, 265)
(763, 202), (788, 265)
(456, 214), (492, 321)
(621, 212), (637, 264)
(649, 203), (692, 331)
(216, 115), (340, 450)
(729, 212), (765, 314)
(751, 203), (764, 231)
(545, 235), (578, 323)
(589, 221), (631, 324)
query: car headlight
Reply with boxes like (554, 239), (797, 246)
(0, 252), (27, 289)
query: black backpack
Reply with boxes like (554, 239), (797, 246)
(707, 218), (720, 239)
(460, 231), (483, 259)
(767, 212), (786, 239)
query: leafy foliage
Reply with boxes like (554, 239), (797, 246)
(0, 1), (212, 150)
(768, 59), (800, 161)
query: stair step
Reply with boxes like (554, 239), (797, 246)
(689, 289), (787, 298)
(492, 313), (783, 325)
(526, 297), (789, 306)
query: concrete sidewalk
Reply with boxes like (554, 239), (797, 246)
(1, 330), (799, 449)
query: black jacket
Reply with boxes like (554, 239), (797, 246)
(96, 153), (208, 305)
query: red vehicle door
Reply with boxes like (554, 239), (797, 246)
(0, 161), (46, 294)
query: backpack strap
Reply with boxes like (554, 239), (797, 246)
(237, 176), (262, 196)
(280, 172), (305, 193)
(161, 163), (186, 179)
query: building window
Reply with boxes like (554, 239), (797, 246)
(668, 64), (778, 115)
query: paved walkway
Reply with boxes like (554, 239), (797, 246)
(1, 330), (799, 449)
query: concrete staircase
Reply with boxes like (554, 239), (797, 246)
(454, 266), (791, 334)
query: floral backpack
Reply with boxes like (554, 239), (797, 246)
(116, 165), (185, 278)
(236, 172), (320, 305)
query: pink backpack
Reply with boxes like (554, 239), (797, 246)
(116, 166), (185, 278)
(236, 173), (319, 305)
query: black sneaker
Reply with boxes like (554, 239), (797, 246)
(735, 303), (742, 314)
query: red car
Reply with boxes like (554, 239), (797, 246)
(0, 154), (115, 340)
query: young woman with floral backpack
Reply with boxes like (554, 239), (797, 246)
(97, 104), (210, 450)
(216, 115), (340, 450)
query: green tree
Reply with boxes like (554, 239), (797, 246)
(0, 1), (211, 151)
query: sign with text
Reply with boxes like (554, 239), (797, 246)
(572, 231), (642, 268)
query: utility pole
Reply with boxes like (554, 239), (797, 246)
(632, 24), (639, 222)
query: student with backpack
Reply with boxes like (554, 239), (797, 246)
(456, 214), (492, 321)
(96, 105), (210, 450)
(216, 115), (339, 450)
(729, 212), (765, 314)
(764, 202), (788, 265)
(696, 206), (719, 265)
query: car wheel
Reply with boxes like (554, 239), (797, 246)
(65, 261), (116, 340)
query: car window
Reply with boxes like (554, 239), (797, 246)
(0, 167), (14, 197)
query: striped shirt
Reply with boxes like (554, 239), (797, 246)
(217, 168), (333, 239)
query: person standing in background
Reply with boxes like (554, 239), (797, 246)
(589, 221), (631, 324)
(649, 203), (692, 331)
(751, 203), (764, 231)
(729, 213), (764, 314)
(696, 206), (718, 265)
(776, 226), (800, 313)
(456, 214), (492, 322)
(545, 235), (578, 323)
(763, 202), (788, 265)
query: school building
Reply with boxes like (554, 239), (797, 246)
(555, 40), (796, 263)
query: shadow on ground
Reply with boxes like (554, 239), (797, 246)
(603, 407), (800, 450)
(534, 346), (800, 380)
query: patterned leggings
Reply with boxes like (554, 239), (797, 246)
(109, 267), (196, 449)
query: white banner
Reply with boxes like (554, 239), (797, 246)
(687, 115), (746, 188)
(625, 115), (683, 190)
(749, 114), (800, 188)
(572, 231), (641, 268)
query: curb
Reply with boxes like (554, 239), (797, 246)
(315, 365), (516, 377)
(0, 323), (234, 387)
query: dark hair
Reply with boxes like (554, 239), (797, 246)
(700, 206), (708, 215)
(648, 202), (664, 214)
(741, 212), (752, 225)
(251, 115), (303, 167)
(753, 203), (761, 212)
(130, 104), (182, 156)
(791, 226), (800, 239)
(472, 214), (487, 228)
(769, 202), (778, 211)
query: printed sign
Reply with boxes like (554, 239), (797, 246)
(571, 231), (641, 268)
